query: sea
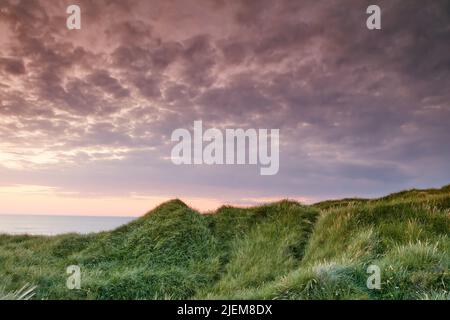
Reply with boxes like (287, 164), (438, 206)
(0, 215), (136, 236)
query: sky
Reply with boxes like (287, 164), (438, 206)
(0, 0), (449, 216)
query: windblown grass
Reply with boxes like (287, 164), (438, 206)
(0, 284), (36, 300)
(0, 186), (449, 300)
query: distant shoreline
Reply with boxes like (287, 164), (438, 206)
(0, 215), (135, 236)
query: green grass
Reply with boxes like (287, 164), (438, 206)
(0, 186), (449, 300)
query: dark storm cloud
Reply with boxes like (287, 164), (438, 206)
(131, 74), (162, 99)
(0, 58), (26, 75)
(0, 0), (449, 202)
(180, 34), (218, 87)
(87, 70), (130, 98)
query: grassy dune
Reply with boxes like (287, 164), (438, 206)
(0, 186), (449, 300)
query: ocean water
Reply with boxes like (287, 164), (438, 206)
(0, 215), (135, 236)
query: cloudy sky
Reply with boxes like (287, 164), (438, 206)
(0, 0), (449, 216)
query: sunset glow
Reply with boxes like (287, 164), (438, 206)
(0, 0), (449, 216)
